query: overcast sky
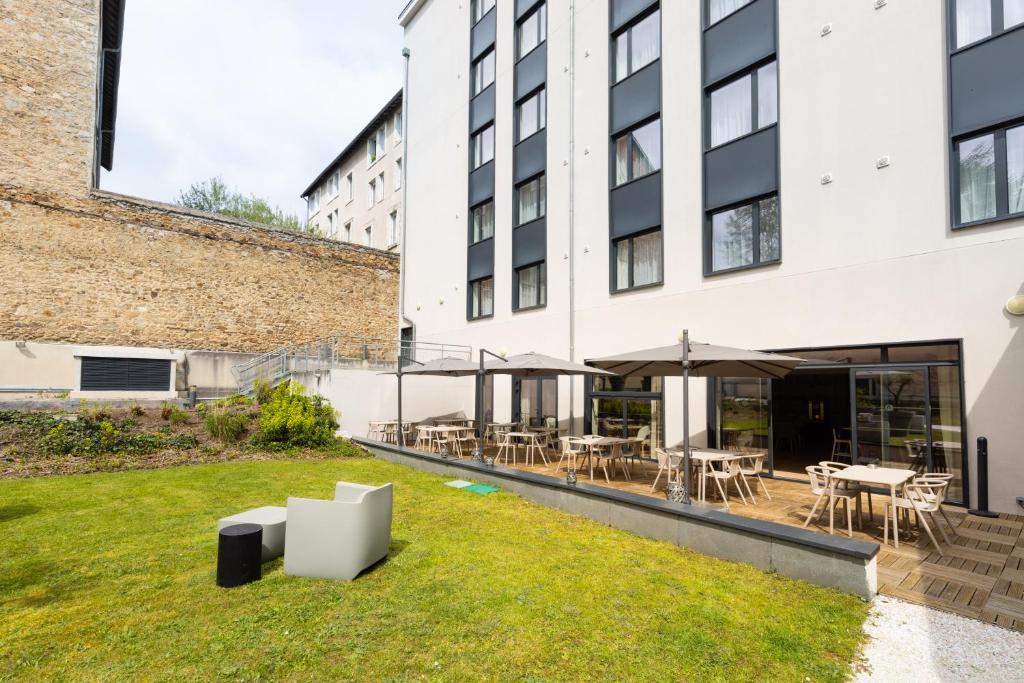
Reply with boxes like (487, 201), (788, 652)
(102, 0), (405, 218)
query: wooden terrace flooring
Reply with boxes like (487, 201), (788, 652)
(468, 444), (1024, 632)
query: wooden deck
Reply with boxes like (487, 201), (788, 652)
(476, 445), (1024, 632)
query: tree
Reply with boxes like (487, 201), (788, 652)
(175, 177), (318, 235)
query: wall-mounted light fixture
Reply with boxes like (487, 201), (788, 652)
(820, 23), (832, 37)
(876, 155), (891, 169)
(1006, 295), (1024, 316)
(15, 341), (27, 349)
(820, 173), (834, 185)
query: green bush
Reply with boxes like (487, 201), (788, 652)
(252, 381), (338, 449)
(128, 403), (146, 417)
(216, 394), (254, 408)
(204, 408), (250, 442)
(160, 402), (189, 424)
(252, 379), (274, 406)
(195, 402), (208, 415)
(39, 417), (167, 457)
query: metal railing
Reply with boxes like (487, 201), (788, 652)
(230, 334), (472, 394)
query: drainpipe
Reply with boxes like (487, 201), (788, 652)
(398, 48), (413, 338)
(567, 0), (577, 435)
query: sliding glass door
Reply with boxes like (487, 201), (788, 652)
(853, 368), (929, 472)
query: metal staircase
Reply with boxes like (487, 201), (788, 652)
(231, 334), (471, 395)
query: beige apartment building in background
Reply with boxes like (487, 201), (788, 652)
(302, 91), (404, 251)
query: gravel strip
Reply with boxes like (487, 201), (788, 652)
(853, 594), (1024, 681)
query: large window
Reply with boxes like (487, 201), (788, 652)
(345, 172), (353, 202)
(514, 376), (557, 427)
(470, 277), (494, 319)
(515, 262), (546, 309)
(472, 50), (495, 96)
(471, 201), (495, 243)
(472, 124), (495, 169)
(613, 118), (661, 186)
(956, 123), (1024, 225)
(613, 9), (660, 83)
(516, 175), (546, 225)
(708, 195), (780, 273)
(516, 89), (546, 142)
(517, 3), (546, 60)
(614, 230), (662, 291)
(708, 61), (777, 148)
(707, 0), (753, 26)
(472, 0), (496, 24)
(588, 375), (663, 456)
(954, 0), (1024, 49)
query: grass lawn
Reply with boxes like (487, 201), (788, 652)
(0, 456), (868, 681)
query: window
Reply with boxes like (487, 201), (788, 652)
(517, 3), (546, 60)
(326, 211), (334, 236)
(707, 0), (753, 26)
(471, 201), (495, 243)
(614, 230), (662, 290)
(376, 125), (386, 156)
(613, 9), (660, 83)
(307, 188), (320, 216)
(614, 118), (661, 186)
(343, 221), (352, 242)
(389, 210), (399, 246)
(394, 109), (403, 142)
(367, 124), (386, 165)
(708, 195), (780, 273)
(516, 175), (545, 225)
(364, 225), (373, 247)
(514, 376), (557, 426)
(326, 172), (338, 198)
(470, 277), (494, 319)
(394, 158), (402, 189)
(345, 172), (353, 202)
(708, 60), (777, 148)
(956, 125), (1024, 225)
(472, 124), (495, 169)
(515, 263), (546, 309)
(367, 178), (376, 206)
(516, 89), (546, 142)
(377, 173), (385, 202)
(954, 0), (1024, 48)
(472, 0), (496, 24)
(472, 50), (496, 96)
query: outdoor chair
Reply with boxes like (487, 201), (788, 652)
(650, 448), (682, 492)
(557, 436), (589, 472)
(589, 442), (630, 483)
(496, 431), (518, 465)
(884, 480), (950, 555)
(831, 428), (852, 461)
(737, 453), (771, 501)
(820, 460), (872, 520)
(284, 482), (393, 581)
(803, 465), (858, 537)
(619, 438), (643, 473)
(455, 430), (477, 457)
(913, 472), (957, 535)
(703, 456), (749, 510)
(439, 430), (463, 458)
(635, 425), (651, 458)
(414, 427), (433, 452)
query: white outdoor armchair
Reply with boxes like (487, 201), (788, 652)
(284, 482), (393, 581)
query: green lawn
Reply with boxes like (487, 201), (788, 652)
(0, 457), (867, 681)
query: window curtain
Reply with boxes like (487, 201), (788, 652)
(615, 240), (630, 289)
(710, 75), (752, 146)
(959, 134), (996, 223)
(615, 135), (630, 185)
(1008, 126), (1024, 214)
(630, 11), (660, 74)
(632, 232), (662, 286)
(518, 265), (544, 308)
(956, 0), (992, 48)
(712, 205), (753, 271)
(709, 0), (752, 24)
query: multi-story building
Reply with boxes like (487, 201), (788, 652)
(302, 91), (404, 250)
(397, 0), (1024, 513)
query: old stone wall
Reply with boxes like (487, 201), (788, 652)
(0, 0), (399, 353)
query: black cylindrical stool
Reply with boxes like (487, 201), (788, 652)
(217, 523), (263, 588)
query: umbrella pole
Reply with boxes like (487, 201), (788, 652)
(682, 329), (691, 505)
(397, 360), (404, 448)
(472, 349), (485, 462)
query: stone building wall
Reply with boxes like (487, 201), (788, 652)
(0, 0), (399, 353)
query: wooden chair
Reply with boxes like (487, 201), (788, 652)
(738, 453), (771, 501)
(885, 480), (951, 554)
(803, 465), (858, 537)
(831, 428), (852, 462)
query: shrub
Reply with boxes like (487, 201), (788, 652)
(167, 433), (199, 449)
(196, 402), (208, 415)
(39, 417), (167, 457)
(204, 408), (249, 442)
(217, 394), (254, 407)
(252, 379), (273, 406)
(252, 381), (338, 449)
(160, 402), (189, 424)
(128, 403), (146, 417)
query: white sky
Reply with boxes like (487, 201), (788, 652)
(101, 0), (405, 219)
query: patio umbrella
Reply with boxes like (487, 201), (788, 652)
(587, 330), (805, 504)
(382, 357), (479, 447)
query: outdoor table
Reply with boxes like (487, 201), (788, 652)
(578, 435), (633, 480)
(428, 425), (471, 452)
(666, 447), (739, 502)
(499, 431), (548, 466)
(830, 465), (916, 548)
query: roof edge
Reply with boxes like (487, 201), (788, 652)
(398, 0), (430, 27)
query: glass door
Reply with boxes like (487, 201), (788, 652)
(853, 368), (930, 472)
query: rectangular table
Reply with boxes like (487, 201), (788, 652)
(830, 465), (916, 548)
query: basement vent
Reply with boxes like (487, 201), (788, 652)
(80, 357), (172, 391)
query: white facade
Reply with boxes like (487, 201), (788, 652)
(303, 92), (403, 251)
(398, 0), (1024, 513)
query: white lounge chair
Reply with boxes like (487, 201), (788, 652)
(284, 482), (393, 581)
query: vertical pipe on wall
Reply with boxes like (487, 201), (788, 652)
(567, 0), (577, 435)
(399, 48), (412, 338)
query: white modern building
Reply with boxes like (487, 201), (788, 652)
(396, 0), (1024, 514)
(302, 91), (404, 250)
